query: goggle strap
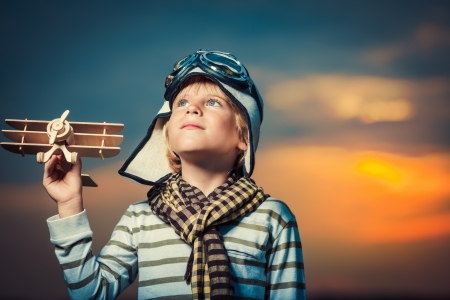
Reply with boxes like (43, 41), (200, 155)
(247, 79), (253, 93)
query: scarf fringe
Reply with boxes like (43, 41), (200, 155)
(185, 250), (194, 284)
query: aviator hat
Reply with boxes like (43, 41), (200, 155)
(119, 50), (264, 185)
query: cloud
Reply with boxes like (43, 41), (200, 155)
(261, 74), (450, 153)
(265, 74), (416, 124)
(415, 23), (450, 51)
(365, 44), (407, 64)
(366, 23), (450, 64)
(248, 64), (450, 151)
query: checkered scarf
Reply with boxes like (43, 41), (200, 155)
(147, 172), (267, 300)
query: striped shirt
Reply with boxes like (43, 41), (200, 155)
(47, 197), (306, 299)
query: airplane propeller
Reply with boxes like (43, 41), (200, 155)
(47, 110), (72, 145)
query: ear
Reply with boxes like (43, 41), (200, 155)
(237, 141), (247, 151)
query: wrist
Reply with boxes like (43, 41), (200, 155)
(57, 196), (84, 219)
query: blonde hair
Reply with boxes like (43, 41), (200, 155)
(164, 76), (248, 174)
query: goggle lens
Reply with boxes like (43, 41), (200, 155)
(204, 52), (241, 74)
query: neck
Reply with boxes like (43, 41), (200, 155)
(180, 158), (234, 196)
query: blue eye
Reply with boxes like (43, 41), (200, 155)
(207, 99), (220, 106)
(178, 100), (188, 107)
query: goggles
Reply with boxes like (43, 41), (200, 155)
(164, 49), (254, 94)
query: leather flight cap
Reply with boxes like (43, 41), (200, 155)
(119, 51), (264, 185)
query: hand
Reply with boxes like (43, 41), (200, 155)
(43, 154), (83, 218)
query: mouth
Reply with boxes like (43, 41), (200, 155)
(181, 123), (204, 130)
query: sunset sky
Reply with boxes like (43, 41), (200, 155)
(1, 1), (449, 299)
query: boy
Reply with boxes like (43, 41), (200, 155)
(44, 50), (306, 299)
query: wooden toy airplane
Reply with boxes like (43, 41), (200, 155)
(1, 110), (124, 187)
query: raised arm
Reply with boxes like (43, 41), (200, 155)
(44, 154), (138, 298)
(43, 154), (83, 218)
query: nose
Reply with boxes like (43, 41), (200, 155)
(185, 103), (202, 116)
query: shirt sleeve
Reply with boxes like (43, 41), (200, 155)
(265, 217), (306, 299)
(47, 209), (138, 299)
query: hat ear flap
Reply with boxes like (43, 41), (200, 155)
(118, 102), (173, 185)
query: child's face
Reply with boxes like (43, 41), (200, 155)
(167, 82), (246, 166)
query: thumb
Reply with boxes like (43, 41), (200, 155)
(70, 157), (83, 175)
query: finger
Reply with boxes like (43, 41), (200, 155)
(55, 163), (65, 174)
(57, 154), (71, 172)
(70, 157), (82, 175)
(43, 155), (60, 180)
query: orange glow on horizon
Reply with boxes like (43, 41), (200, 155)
(253, 144), (450, 245)
(362, 213), (450, 243)
(356, 158), (402, 185)
(1, 144), (449, 247)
